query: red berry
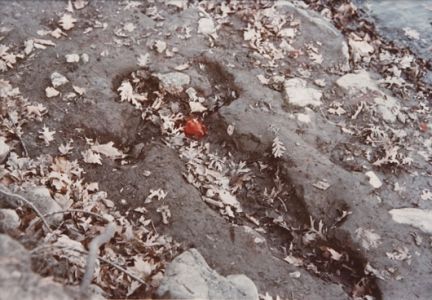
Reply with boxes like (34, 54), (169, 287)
(184, 118), (207, 139)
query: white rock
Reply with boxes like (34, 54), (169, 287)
(389, 208), (432, 234)
(153, 40), (167, 54)
(365, 171), (382, 189)
(0, 137), (10, 163)
(198, 18), (216, 36)
(45, 87), (60, 98)
(81, 53), (89, 63)
(156, 72), (190, 94)
(296, 113), (311, 124)
(50, 72), (69, 87)
(0, 209), (20, 232)
(283, 78), (322, 107)
(65, 53), (80, 63)
(336, 70), (378, 94)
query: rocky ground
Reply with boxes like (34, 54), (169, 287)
(0, 1), (431, 299)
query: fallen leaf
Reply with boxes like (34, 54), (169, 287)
(137, 53), (149, 67)
(272, 136), (285, 158)
(59, 140), (73, 155)
(153, 40), (166, 53)
(91, 142), (124, 159)
(82, 149), (102, 164)
(189, 101), (207, 113)
(39, 125), (55, 145)
(59, 13), (77, 31)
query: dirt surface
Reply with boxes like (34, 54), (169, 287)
(1, 1), (432, 299)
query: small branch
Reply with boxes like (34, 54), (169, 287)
(43, 209), (110, 222)
(31, 244), (146, 286)
(7, 113), (29, 157)
(0, 185), (52, 233)
(80, 222), (117, 293)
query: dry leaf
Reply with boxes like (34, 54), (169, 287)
(59, 13), (77, 31)
(272, 136), (285, 158)
(117, 80), (146, 109)
(0, 45), (17, 72)
(91, 142), (124, 159)
(39, 125), (55, 145)
(189, 101), (207, 113)
(82, 149), (102, 164)
(137, 53), (149, 67)
(153, 40), (166, 53)
(59, 140), (73, 155)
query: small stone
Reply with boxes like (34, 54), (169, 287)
(156, 72), (190, 94)
(81, 53), (89, 63)
(198, 18), (216, 36)
(283, 78), (322, 107)
(50, 72), (69, 87)
(365, 171), (382, 189)
(45, 86), (60, 98)
(65, 53), (80, 63)
(0, 209), (20, 232)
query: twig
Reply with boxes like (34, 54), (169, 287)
(31, 244), (146, 286)
(43, 209), (110, 222)
(7, 113), (29, 157)
(81, 222), (117, 293)
(0, 185), (52, 233)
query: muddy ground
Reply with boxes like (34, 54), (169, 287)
(1, 1), (432, 299)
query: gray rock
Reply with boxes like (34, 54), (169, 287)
(0, 209), (20, 232)
(218, 63), (432, 299)
(155, 248), (259, 300)
(274, 1), (350, 70)
(0, 234), (76, 300)
(20, 185), (63, 225)
(155, 72), (190, 94)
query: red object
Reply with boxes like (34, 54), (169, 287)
(419, 122), (428, 133)
(184, 118), (207, 139)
